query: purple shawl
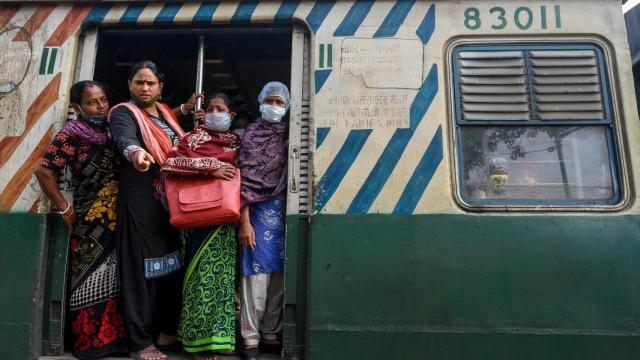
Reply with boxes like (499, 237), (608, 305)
(60, 119), (108, 145)
(238, 117), (287, 207)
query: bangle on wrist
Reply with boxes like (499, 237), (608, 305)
(57, 203), (71, 215)
(63, 208), (74, 218)
(180, 103), (188, 115)
(129, 148), (143, 162)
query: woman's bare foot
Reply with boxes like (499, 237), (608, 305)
(131, 344), (167, 360)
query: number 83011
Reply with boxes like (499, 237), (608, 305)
(464, 5), (562, 31)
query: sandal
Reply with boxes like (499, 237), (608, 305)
(241, 347), (260, 360)
(130, 344), (167, 360)
(260, 337), (281, 354)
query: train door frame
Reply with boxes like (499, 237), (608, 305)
(70, 23), (312, 359)
(282, 23), (311, 360)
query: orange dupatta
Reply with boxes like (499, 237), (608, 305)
(109, 102), (185, 165)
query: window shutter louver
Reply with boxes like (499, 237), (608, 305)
(457, 48), (606, 122)
(530, 49), (605, 120)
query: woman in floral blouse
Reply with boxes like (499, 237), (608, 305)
(35, 80), (128, 359)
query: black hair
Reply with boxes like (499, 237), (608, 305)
(69, 80), (105, 104)
(128, 60), (165, 83)
(204, 93), (232, 110)
(231, 110), (252, 129)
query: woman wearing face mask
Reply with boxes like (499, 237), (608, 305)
(35, 81), (128, 359)
(161, 93), (240, 360)
(108, 61), (186, 360)
(237, 82), (289, 360)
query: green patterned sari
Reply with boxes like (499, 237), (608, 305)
(178, 224), (236, 352)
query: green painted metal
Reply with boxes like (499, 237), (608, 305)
(0, 213), (68, 360)
(41, 214), (69, 355)
(307, 214), (640, 359)
(283, 215), (309, 359)
(0, 213), (48, 360)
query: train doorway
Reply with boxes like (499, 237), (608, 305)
(64, 23), (312, 358)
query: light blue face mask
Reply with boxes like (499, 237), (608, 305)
(205, 112), (231, 131)
(260, 104), (286, 123)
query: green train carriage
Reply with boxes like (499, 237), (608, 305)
(1, 0), (639, 359)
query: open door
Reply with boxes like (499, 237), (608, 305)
(282, 23), (311, 360)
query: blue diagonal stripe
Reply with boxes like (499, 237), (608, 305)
(314, 69), (332, 94)
(393, 126), (443, 215)
(154, 2), (183, 24)
(346, 64), (438, 213)
(347, 129), (412, 213)
(306, 1), (336, 34)
(274, 0), (301, 22)
(373, 0), (416, 38)
(193, 2), (220, 22)
(120, 3), (147, 24)
(233, 1), (259, 22)
(345, 64), (438, 213)
(82, 4), (113, 29)
(316, 127), (330, 148)
(416, 4), (435, 44)
(315, 130), (372, 212)
(410, 64), (438, 130)
(334, 0), (374, 37)
(232, 1), (259, 23)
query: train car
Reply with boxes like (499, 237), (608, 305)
(1, 0), (639, 359)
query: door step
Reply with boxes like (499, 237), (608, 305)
(39, 352), (280, 359)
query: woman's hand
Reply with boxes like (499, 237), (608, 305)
(184, 93), (205, 113)
(211, 165), (236, 180)
(35, 166), (78, 232)
(63, 209), (78, 232)
(193, 109), (205, 124)
(238, 207), (255, 251)
(131, 150), (155, 172)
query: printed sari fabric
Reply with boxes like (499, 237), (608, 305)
(178, 225), (237, 352)
(241, 194), (286, 276)
(164, 126), (241, 353)
(41, 129), (127, 359)
(237, 117), (287, 207)
(162, 125), (240, 176)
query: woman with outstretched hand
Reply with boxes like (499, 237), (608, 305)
(108, 60), (185, 360)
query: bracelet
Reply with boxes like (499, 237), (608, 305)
(128, 148), (143, 162)
(180, 103), (188, 115)
(57, 203), (71, 215)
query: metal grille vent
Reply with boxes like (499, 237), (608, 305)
(457, 48), (605, 121)
(530, 49), (604, 120)
(458, 50), (529, 121)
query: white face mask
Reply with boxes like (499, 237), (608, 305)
(204, 112), (231, 131)
(260, 104), (286, 123)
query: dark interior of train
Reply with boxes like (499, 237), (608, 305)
(94, 26), (292, 131)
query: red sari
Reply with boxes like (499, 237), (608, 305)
(162, 125), (240, 175)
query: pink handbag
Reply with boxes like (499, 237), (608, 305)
(164, 169), (241, 229)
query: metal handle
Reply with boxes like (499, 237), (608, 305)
(195, 35), (204, 127)
(290, 145), (299, 193)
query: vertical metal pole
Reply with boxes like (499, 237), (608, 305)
(195, 35), (204, 127)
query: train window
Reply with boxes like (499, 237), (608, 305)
(452, 44), (621, 206)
